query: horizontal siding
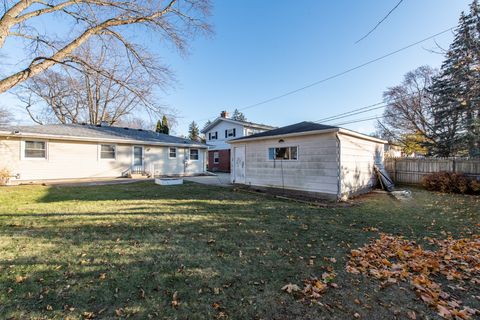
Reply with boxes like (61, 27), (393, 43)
(237, 133), (339, 195)
(0, 138), (205, 181)
(339, 134), (384, 197)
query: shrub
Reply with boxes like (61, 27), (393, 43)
(0, 168), (11, 186)
(421, 171), (479, 194)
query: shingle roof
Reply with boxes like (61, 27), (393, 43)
(0, 124), (206, 147)
(201, 117), (276, 133)
(230, 121), (339, 141)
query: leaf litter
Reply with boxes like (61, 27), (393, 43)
(346, 234), (480, 319)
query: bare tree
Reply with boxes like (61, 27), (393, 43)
(0, 106), (12, 125)
(377, 66), (437, 151)
(17, 41), (178, 125)
(0, 0), (211, 94)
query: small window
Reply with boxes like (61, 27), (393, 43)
(268, 146), (298, 160)
(209, 132), (218, 140)
(100, 144), (116, 159)
(213, 152), (219, 164)
(190, 149), (199, 160)
(24, 141), (46, 158)
(169, 147), (177, 158)
(226, 128), (236, 137)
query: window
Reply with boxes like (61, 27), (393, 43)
(209, 131), (218, 140)
(24, 141), (46, 159)
(225, 128), (236, 138)
(268, 146), (298, 160)
(190, 149), (199, 160)
(169, 147), (177, 158)
(213, 152), (219, 164)
(100, 144), (116, 159)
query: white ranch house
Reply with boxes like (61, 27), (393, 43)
(0, 124), (207, 183)
(228, 121), (387, 200)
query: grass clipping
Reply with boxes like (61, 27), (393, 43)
(346, 234), (480, 319)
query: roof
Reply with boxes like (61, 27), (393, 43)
(229, 121), (387, 144)
(201, 117), (276, 133)
(0, 124), (207, 147)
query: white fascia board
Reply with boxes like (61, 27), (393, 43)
(0, 131), (208, 149)
(228, 128), (340, 143)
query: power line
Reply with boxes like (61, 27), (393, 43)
(355, 0), (405, 44)
(314, 101), (386, 123)
(198, 26), (454, 123)
(333, 115), (383, 126)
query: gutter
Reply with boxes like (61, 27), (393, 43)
(0, 131), (208, 149)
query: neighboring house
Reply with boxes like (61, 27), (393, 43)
(0, 124), (207, 183)
(201, 111), (276, 172)
(228, 121), (387, 200)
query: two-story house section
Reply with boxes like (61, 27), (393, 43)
(201, 111), (276, 172)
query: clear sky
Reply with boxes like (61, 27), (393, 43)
(1, 0), (474, 136)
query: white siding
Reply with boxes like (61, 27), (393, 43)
(232, 132), (340, 197)
(339, 133), (384, 198)
(0, 137), (206, 181)
(205, 121), (246, 150)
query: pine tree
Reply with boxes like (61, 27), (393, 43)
(155, 120), (162, 133)
(161, 115), (169, 135)
(430, 0), (480, 157)
(232, 108), (247, 121)
(188, 121), (200, 141)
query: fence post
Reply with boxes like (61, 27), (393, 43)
(452, 158), (456, 173)
(393, 158), (397, 182)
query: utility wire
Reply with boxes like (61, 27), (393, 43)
(198, 26), (454, 123)
(314, 101), (386, 123)
(355, 0), (405, 44)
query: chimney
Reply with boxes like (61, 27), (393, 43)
(220, 111), (229, 118)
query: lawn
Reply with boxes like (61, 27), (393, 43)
(0, 182), (478, 319)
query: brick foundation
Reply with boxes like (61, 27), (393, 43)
(208, 149), (230, 172)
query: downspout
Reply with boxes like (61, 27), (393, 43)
(335, 132), (342, 201)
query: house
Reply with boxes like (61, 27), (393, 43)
(201, 111), (276, 172)
(0, 123), (207, 183)
(228, 121), (387, 200)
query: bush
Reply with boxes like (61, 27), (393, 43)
(421, 171), (479, 194)
(0, 168), (11, 186)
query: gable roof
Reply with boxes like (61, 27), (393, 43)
(201, 117), (276, 133)
(0, 124), (207, 148)
(229, 121), (387, 144)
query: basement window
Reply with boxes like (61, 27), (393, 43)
(268, 146), (298, 160)
(24, 141), (47, 159)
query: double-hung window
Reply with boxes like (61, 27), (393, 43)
(24, 141), (47, 159)
(268, 146), (298, 160)
(190, 149), (199, 160)
(213, 151), (219, 164)
(169, 147), (177, 158)
(100, 144), (116, 159)
(208, 132), (218, 140)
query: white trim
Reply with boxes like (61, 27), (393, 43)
(98, 143), (117, 161)
(189, 148), (199, 161)
(21, 139), (48, 161)
(132, 145), (144, 167)
(0, 131), (207, 149)
(213, 151), (220, 164)
(266, 146), (299, 161)
(168, 147), (177, 159)
(229, 128), (387, 145)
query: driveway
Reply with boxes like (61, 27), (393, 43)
(184, 172), (231, 187)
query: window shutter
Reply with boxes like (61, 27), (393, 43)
(225, 130), (228, 138)
(233, 128), (236, 137)
(215, 131), (218, 139)
(208, 133), (211, 140)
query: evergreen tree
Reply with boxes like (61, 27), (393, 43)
(232, 108), (247, 121)
(188, 121), (200, 141)
(155, 120), (163, 133)
(430, 0), (480, 157)
(161, 115), (169, 135)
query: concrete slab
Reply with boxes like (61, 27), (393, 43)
(183, 173), (232, 187)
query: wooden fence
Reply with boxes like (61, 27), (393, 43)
(384, 158), (480, 184)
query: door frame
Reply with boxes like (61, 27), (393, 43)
(132, 145), (145, 169)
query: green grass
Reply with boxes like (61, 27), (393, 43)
(0, 182), (478, 319)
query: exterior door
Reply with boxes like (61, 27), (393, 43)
(132, 146), (144, 172)
(233, 146), (246, 184)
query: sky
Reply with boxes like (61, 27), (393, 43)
(0, 0), (474, 136)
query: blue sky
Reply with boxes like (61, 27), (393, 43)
(1, 0), (474, 136)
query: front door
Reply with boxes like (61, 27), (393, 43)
(233, 146), (246, 184)
(132, 146), (144, 173)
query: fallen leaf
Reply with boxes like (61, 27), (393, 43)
(281, 283), (301, 293)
